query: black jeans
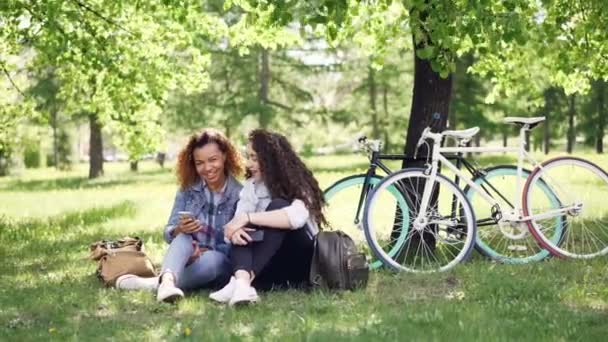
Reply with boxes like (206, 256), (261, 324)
(231, 199), (314, 291)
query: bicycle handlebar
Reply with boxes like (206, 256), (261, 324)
(357, 135), (382, 153)
(416, 127), (431, 148)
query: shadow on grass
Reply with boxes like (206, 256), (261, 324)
(0, 169), (174, 192)
(0, 177), (142, 192)
(1, 201), (137, 241)
(0, 201), (142, 276)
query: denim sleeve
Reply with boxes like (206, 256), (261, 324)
(164, 190), (186, 244)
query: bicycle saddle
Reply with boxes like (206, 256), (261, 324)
(504, 116), (545, 128)
(442, 127), (480, 140)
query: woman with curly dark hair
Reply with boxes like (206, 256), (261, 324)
(116, 128), (244, 303)
(210, 129), (326, 305)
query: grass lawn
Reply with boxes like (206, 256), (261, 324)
(1, 153), (607, 341)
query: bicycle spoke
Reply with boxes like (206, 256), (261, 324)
(526, 157), (608, 258)
(365, 169), (475, 272)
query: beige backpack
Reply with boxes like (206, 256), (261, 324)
(89, 237), (156, 287)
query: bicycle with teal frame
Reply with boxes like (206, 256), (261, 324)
(323, 136), (415, 269)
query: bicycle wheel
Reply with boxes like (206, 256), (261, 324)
(363, 168), (476, 273)
(465, 165), (565, 264)
(324, 174), (410, 269)
(524, 156), (608, 258)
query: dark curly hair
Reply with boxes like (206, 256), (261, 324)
(247, 129), (327, 228)
(176, 128), (244, 191)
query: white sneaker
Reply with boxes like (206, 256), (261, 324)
(116, 274), (159, 292)
(156, 281), (184, 303)
(229, 278), (259, 306)
(209, 276), (237, 303)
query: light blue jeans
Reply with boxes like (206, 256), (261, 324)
(161, 233), (231, 291)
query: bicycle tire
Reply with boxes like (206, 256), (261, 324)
(465, 165), (565, 264)
(523, 156), (608, 258)
(324, 174), (410, 269)
(363, 168), (476, 273)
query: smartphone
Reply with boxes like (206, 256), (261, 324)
(178, 211), (200, 241)
(178, 211), (195, 221)
(248, 229), (264, 242)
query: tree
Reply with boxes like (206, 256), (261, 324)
(223, 0), (608, 157)
(579, 80), (607, 153)
(2, 1), (218, 177)
(594, 80), (606, 153)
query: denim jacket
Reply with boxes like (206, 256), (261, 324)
(163, 175), (242, 254)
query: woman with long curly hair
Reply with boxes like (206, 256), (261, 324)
(210, 129), (326, 305)
(116, 128), (244, 303)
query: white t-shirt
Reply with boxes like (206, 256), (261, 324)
(235, 178), (319, 237)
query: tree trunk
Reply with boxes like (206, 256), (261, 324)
(597, 81), (605, 154)
(382, 85), (390, 151)
(51, 108), (58, 168)
(447, 58), (458, 147)
(0, 149), (9, 176)
(258, 48), (270, 128)
(502, 131), (508, 148)
(88, 113), (104, 179)
(402, 52), (452, 167)
(397, 43), (453, 253)
(567, 95), (576, 153)
(156, 153), (166, 168)
(224, 119), (232, 139)
(369, 65), (379, 139)
(130, 161), (138, 172)
(544, 111), (550, 155)
(224, 67), (233, 138)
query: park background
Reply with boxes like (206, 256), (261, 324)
(1, 1), (607, 340)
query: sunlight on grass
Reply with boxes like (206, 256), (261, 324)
(1, 155), (607, 340)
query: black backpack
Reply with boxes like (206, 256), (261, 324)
(309, 231), (369, 290)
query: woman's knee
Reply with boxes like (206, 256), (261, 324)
(200, 251), (230, 278)
(177, 251), (230, 289)
(171, 232), (193, 245)
(266, 198), (290, 211)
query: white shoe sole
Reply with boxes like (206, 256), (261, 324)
(157, 287), (184, 303)
(209, 293), (232, 303)
(158, 292), (183, 303)
(229, 295), (259, 306)
(116, 275), (158, 291)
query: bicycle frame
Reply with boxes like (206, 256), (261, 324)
(415, 125), (577, 227)
(351, 149), (464, 226)
(353, 151), (412, 225)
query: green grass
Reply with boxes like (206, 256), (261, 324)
(1, 155), (608, 341)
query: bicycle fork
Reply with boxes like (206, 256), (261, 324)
(412, 139), (442, 232)
(353, 159), (380, 227)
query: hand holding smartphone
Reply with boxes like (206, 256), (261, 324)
(178, 211), (195, 222)
(247, 229), (264, 242)
(177, 211), (201, 237)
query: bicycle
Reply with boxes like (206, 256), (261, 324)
(364, 116), (608, 273)
(324, 134), (497, 268)
(323, 137), (414, 269)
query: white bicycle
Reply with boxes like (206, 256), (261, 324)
(363, 116), (608, 272)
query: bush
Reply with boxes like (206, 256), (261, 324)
(46, 129), (73, 170)
(0, 150), (9, 176)
(23, 144), (41, 169)
(301, 143), (314, 158)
